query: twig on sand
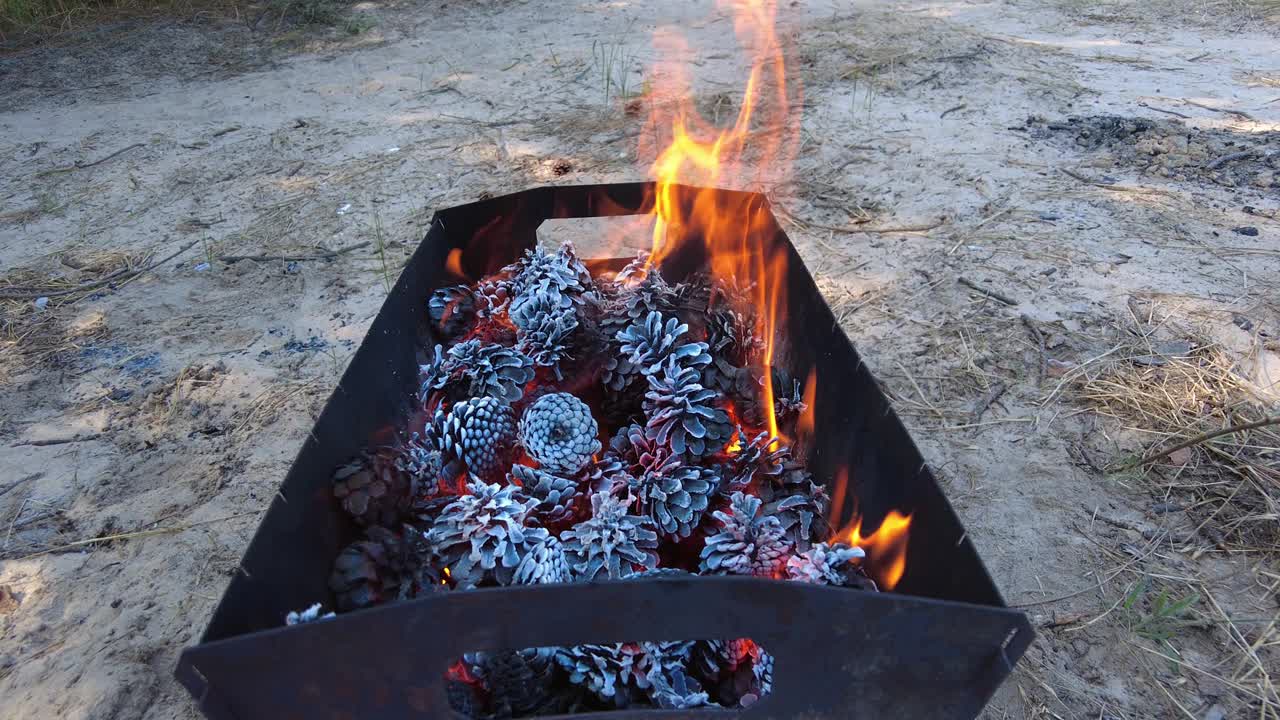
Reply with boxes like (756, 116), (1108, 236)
(1205, 149), (1259, 171)
(0, 239), (199, 300)
(958, 276), (1018, 306)
(1128, 415), (1280, 468)
(218, 240), (372, 264)
(941, 103), (967, 118)
(1182, 99), (1254, 121)
(971, 381), (1007, 421)
(1139, 102), (1191, 119)
(1021, 314), (1047, 383)
(11, 511), (261, 560)
(40, 143), (146, 175)
(0, 474), (41, 500)
(13, 434), (102, 447)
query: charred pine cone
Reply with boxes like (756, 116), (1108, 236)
(699, 491), (792, 577)
(758, 452), (831, 549)
(434, 340), (536, 404)
(519, 392), (601, 475)
(561, 492), (659, 580)
(431, 396), (517, 481)
(644, 358), (732, 458)
(510, 464), (582, 529)
(631, 452), (719, 540)
(691, 639), (773, 708)
(617, 311), (712, 377)
(507, 243), (594, 320)
(397, 433), (444, 498)
(512, 291), (577, 379)
(722, 429), (787, 492)
(329, 525), (435, 611)
(555, 643), (647, 708)
(426, 478), (544, 588)
(332, 449), (413, 527)
(511, 533), (571, 585)
(785, 542), (868, 587)
(470, 647), (560, 719)
(428, 284), (476, 341)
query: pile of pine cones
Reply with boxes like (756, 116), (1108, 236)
(323, 243), (875, 717)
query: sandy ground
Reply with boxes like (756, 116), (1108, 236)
(2, 0), (1279, 717)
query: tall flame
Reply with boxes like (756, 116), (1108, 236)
(637, 0), (913, 589)
(640, 0), (800, 449)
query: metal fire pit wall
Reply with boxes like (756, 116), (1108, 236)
(176, 182), (1033, 720)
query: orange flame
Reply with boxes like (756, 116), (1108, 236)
(839, 511), (913, 591)
(635, 1), (914, 587)
(640, 0), (800, 451)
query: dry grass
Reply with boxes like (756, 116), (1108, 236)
(1078, 308), (1280, 557)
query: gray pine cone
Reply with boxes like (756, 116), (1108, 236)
(510, 464), (581, 527)
(332, 450), (412, 527)
(442, 340), (536, 403)
(519, 392), (601, 475)
(431, 396), (517, 480)
(512, 290), (577, 378)
(511, 534), (571, 585)
(616, 311), (711, 377)
(700, 491), (793, 577)
(785, 542), (866, 586)
(647, 664), (711, 710)
(507, 243), (594, 321)
(428, 285), (476, 340)
(329, 525), (431, 611)
(691, 638), (773, 708)
(561, 493), (659, 581)
(759, 454), (831, 548)
(723, 429), (786, 492)
(473, 647), (560, 718)
(397, 433), (444, 497)
(632, 453), (718, 540)
(555, 643), (647, 708)
(418, 344), (449, 402)
(643, 358), (732, 457)
(608, 423), (666, 478)
(426, 478), (543, 588)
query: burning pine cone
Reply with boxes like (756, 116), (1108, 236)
(512, 534), (571, 585)
(631, 452), (719, 540)
(510, 464), (582, 528)
(519, 392), (601, 475)
(786, 542), (868, 587)
(428, 284), (476, 341)
(616, 311), (711, 377)
(643, 358), (732, 458)
(427, 478), (544, 588)
(440, 340), (536, 403)
(700, 491), (792, 577)
(560, 492), (659, 580)
(470, 647), (561, 718)
(431, 396), (517, 481)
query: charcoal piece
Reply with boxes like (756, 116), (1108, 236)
(440, 340), (536, 403)
(470, 647), (559, 718)
(643, 357), (732, 458)
(329, 526), (427, 611)
(511, 534), (571, 585)
(616, 311), (711, 377)
(700, 491), (792, 577)
(510, 464), (582, 528)
(560, 493), (659, 581)
(429, 284), (476, 340)
(331, 449), (413, 528)
(518, 392), (601, 475)
(785, 542), (866, 586)
(426, 478), (543, 588)
(631, 452), (719, 540)
(431, 396), (518, 481)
